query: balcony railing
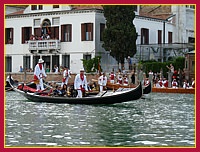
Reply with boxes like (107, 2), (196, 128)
(28, 40), (61, 51)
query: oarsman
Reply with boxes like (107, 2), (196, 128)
(74, 69), (88, 98)
(123, 75), (129, 86)
(33, 58), (47, 91)
(98, 72), (108, 92)
(109, 71), (115, 84)
(61, 66), (72, 87)
(172, 79), (178, 88)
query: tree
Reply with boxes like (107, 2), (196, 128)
(81, 56), (102, 73)
(102, 5), (138, 68)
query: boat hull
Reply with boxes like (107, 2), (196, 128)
(152, 87), (195, 94)
(11, 82), (143, 104)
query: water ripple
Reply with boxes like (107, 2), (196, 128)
(5, 92), (195, 147)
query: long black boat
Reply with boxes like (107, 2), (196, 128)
(143, 82), (151, 94)
(106, 82), (151, 94)
(9, 80), (143, 104)
(5, 75), (18, 91)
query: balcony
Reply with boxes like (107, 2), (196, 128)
(28, 40), (61, 54)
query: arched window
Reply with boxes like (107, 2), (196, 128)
(41, 19), (51, 35)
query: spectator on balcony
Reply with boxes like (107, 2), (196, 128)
(30, 35), (35, 40)
(41, 34), (47, 40)
(46, 34), (50, 39)
(54, 65), (59, 73)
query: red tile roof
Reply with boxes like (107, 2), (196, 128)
(7, 10), (24, 16)
(73, 5), (103, 10)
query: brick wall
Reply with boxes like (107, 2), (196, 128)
(5, 72), (99, 84)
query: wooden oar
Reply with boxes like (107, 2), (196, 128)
(91, 79), (98, 82)
(5, 87), (13, 92)
(43, 82), (53, 89)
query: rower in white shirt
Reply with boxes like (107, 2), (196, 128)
(74, 68), (88, 98)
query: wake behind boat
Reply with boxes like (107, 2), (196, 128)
(8, 79), (143, 105)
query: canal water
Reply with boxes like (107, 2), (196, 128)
(5, 91), (195, 147)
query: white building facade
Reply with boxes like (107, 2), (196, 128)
(5, 5), (115, 73)
(133, 5), (195, 63)
(5, 5), (195, 73)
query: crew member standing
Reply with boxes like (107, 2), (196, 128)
(34, 58), (47, 91)
(98, 72), (107, 92)
(74, 69), (88, 98)
(109, 71), (115, 84)
(61, 66), (72, 87)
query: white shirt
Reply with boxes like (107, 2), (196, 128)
(54, 67), (59, 73)
(98, 75), (107, 86)
(74, 74), (88, 91)
(34, 64), (47, 79)
(63, 69), (72, 78)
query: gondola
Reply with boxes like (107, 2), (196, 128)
(106, 82), (151, 94)
(8, 80), (143, 105)
(5, 75), (18, 91)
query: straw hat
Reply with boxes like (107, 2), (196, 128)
(80, 68), (85, 72)
(38, 59), (44, 63)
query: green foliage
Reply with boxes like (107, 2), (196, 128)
(142, 57), (185, 78)
(81, 56), (102, 73)
(102, 5), (138, 64)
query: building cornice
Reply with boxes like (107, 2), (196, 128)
(6, 9), (104, 19)
(135, 15), (166, 23)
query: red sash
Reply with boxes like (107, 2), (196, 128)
(172, 82), (177, 86)
(38, 63), (42, 70)
(66, 70), (68, 77)
(62, 78), (66, 82)
(80, 74), (84, 81)
(124, 80), (128, 84)
(118, 79), (122, 84)
(110, 74), (114, 80)
(164, 81), (168, 87)
(159, 81), (162, 87)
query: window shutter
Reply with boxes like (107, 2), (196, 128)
(158, 30), (162, 44)
(11, 28), (13, 44)
(90, 23), (93, 41)
(81, 24), (85, 41)
(61, 25), (64, 42)
(22, 27), (25, 44)
(29, 27), (32, 40)
(34, 28), (41, 38)
(69, 24), (72, 42)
